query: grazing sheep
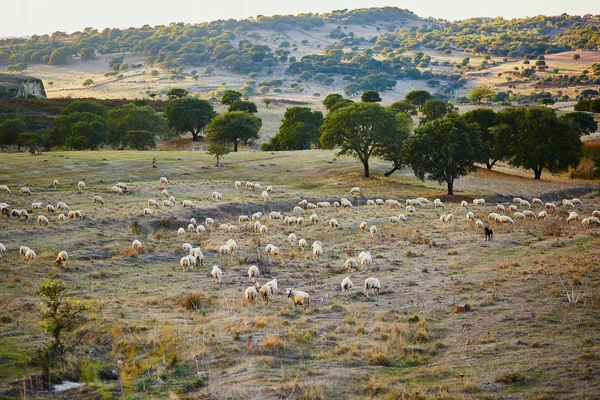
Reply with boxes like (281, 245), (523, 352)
(78, 181), (86, 191)
(519, 199), (531, 208)
(111, 186), (123, 195)
(160, 177), (168, 185)
(190, 248), (204, 265)
(0, 185), (10, 194)
(385, 199), (402, 209)
(116, 182), (127, 191)
(259, 224), (268, 234)
(226, 239), (238, 254)
(25, 249), (36, 263)
(317, 201), (331, 208)
(169, 196), (175, 203)
(440, 214), (449, 223)
(269, 211), (283, 220)
(298, 238), (307, 250)
(298, 199), (308, 209)
(488, 212), (501, 222)
(475, 220), (484, 228)
(20, 246), (30, 257)
(162, 200), (172, 207)
(238, 215), (250, 223)
(211, 265), (223, 284)
(345, 258), (358, 271)
(537, 211), (548, 219)
(93, 196), (105, 205)
(496, 204), (505, 211)
(219, 245), (230, 257)
(19, 210), (28, 219)
(592, 210), (600, 218)
(307, 202), (319, 209)
(266, 185), (273, 193)
(259, 281), (276, 304)
(205, 217), (214, 225)
(20, 187), (31, 196)
(269, 245), (280, 257)
(514, 212), (526, 220)
(329, 218), (340, 229)
(245, 285), (259, 303)
(161, 190), (170, 199)
(587, 217), (600, 225)
(55, 251), (68, 266)
(248, 265), (260, 283)
(58, 213), (66, 222)
(522, 210), (536, 218)
(512, 197), (522, 204)
(261, 191), (269, 202)
(57, 202), (69, 211)
(288, 233), (298, 245)
(32, 202), (43, 209)
(545, 202), (557, 212)
(312, 245), (323, 259)
(0, 243), (6, 257)
(363, 277), (381, 297)
(358, 251), (372, 270)
(177, 227), (185, 236)
(46, 204), (56, 213)
(309, 214), (319, 225)
(417, 197), (431, 205)
(572, 198), (582, 205)
(433, 199), (445, 209)
(293, 206), (304, 213)
(254, 183), (262, 191)
(37, 215), (49, 226)
(143, 208), (153, 217)
(196, 225), (206, 234)
(375, 199), (385, 205)
(132, 240), (142, 249)
(187, 223), (195, 233)
(182, 243), (193, 251)
(389, 216), (401, 224)
(461, 200), (468, 208)
(10, 209), (20, 217)
(398, 214), (407, 222)
(72, 210), (82, 219)
(286, 288), (310, 309)
(466, 212), (475, 221)
(180, 256), (191, 271)
(341, 199), (353, 208)
(369, 225), (378, 238)
(473, 198), (485, 206)
(366, 199), (376, 206)
(251, 212), (263, 221)
(341, 277), (353, 295)
(499, 216), (515, 224)
(567, 212), (579, 223)
(182, 200), (195, 208)
(234, 181), (242, 189)
(509, 205), (518, 212)
(406, 205), (416, 213)
(52, 179), (59, 187)
(350, 187), (360, 195)
(532, 198), (543, 206)
(562, 199), (575, 209)
(245, 181), (255, 190)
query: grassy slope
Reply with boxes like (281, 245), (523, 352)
(0, 150), (599, 399)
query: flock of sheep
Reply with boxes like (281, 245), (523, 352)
(0, 179), (597, 312)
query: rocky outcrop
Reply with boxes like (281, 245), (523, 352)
(0, 74), (47, 98)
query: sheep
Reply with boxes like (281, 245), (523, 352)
(286, 288), (310, 310)
(406, 205), (416, 213)
(363, 277), (381, 297)
(226, 239), (238, 254)
(20, 187), (31, 196)
(234, 181), (242, 189)
(244, 181), (255, 191)
(593, 210), (600, 218)
(522, 210), (536, 218)
(115, 182), (127, 191)
(475, 220), (484, 228)
(358, 251), (372, 270)
(254, 183), (262, 191)
(537, 211), (548, 219)
(572, 198), (582, 205)
(143, 208), (153, 217)
(496, 204), (505, 212)
(298, 199), (308, 209)
(250, 212), (263, 221)
(389, 216), (401, 224)
(369, 225), (378, 238)
(545, 202), (557, 212)
(93, 196), (105, 205)
(185, 255), (197, 270)
(205, 217), (214, 225)
(288, 233), (298, 246)
(32, 202), (43, 209)
(519, 199), (531, 208)
(52, 179), (59, 187)
(257, 224), (267, 235)
(19, 246), (30, 257)
(385, 199), (402, 209)
(582, 218), (590, 227)
(46, 204), (56, 213)
(245, 285), (259, 303)
(182, 243), (193, 251)
(461, 200), (468, 208)
(55, 251), (68, 266)
(587, 216), (600, 225)
(269, 211), (283, 220)
(248, 265), (260, 283)
(266, 185), (273, 193)
(132, 240), (143, 249)
(190, 248), (204, 265)
(312, 245), (323, 259)
(329, 218), (340, 229)
(567, 212), (579, 223)
(341, 199), (353, 208)
(160, 177), (168, 185)
(187, 223), (195, 233)
(445, 214), (454, 224)
(317, 201), (331, 208)
(466, 211), (475, 221)
(78, 181), (86, 191)
(0, 243), (5, 257)
(19, 210), (28, 219)
(37, 215), (49, 226)
(514, 212), (526, 220)
(177, 227), (185, 236)
(57, 202), (69, 211)
(211, 265), (223, 284)
(10, 209), (20, 217)
(309, 214), (319, 225)
(434, 199), (446, 209)
(473, 198), (485, 206)
(296, 217), (304, 226)
(366, 199), (376, 206)
(261, 191), (269, 202)
(111, 186), (123, 195)
(196, 225), (206, 234)
(375, 199), (385, 205)
(163, 200), (172, 207)
(488, 212), (501, 222)
(269, 245), (280, 257)
(398, 214), (407, 222)
(499, 216), (514, 224)
(180, 256), (191, 271)
(508, 205), (518, 212)
(259, 282), (274, 304)
(74, 210), (82, 220)
(298, 238), (307, 250)
(341, 277), (353, 295)
(345, 258), (358, 271)
(293, 206), (304, 213)
(532, 198), (543, 206)
(182, 200), (195, 208)
(0, 185), (10, 194)
(58, 213), (66, 222)
(312, 241), (323, 249)
(562, 199), (575, 209)
(512, 197), (522, 204)
(417, 197), (431, 205)
(218, 245), (230, 258)
(25, 249), (36, 263)
(169, 195), (176, 204)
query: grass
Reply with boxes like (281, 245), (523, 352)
(0, 149), (599, 398)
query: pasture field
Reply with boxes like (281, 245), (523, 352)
(0, 150), (599, 399)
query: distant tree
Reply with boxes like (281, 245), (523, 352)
(65, 120), (107, 150)
(579, 89), (598, 99)
(539, 98), (555, 106)
(204, 66), (214, 76)
(262, 107), (323, 151)
(48, 47), (72, 65)
(167, 88), (189, 100)
(107, 103), (169, 148)
(220, 90), (243, 105)
(468, 87), (496, 104)
(561, 112), (598, 136)
(375, 112), (413, 177)
(420, 99), (449, 124)
(323, 93), (354, 112)
(150, 70), (160, 78)
(205, 111), (262, 152)
(123, 130), (156, 150)
(405, 90), (432, 111)
(228, 100), (258, 113)
(388, 100), (417, 116)
(573, 53), (581, 61)
(361, 90), (382, 103)
(257, 86), (270, 95)
(17, 132), (42, 154)
(262, 98), (273, 108)
(320, 102), (399, 177)
(206, 143), (230, 166)
(82, 79), (94, 87)
(164, 98), (216, 141)
(404, 114), (483, 195)
(15, 62), (28, 73)
(63, 100), (106, 118)
(0, 118), (27, 150)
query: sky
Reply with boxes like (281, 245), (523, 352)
(2, 0), (600, 38)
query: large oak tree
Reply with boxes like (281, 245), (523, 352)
(164, 98), (216, 141)
(205, 111), (261, 152)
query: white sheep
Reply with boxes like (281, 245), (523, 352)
(519, 199), (531, 208)
(406, 205), (416, 213)
(32, 202), (43, 209)
(309, 214), (319, 225)
(211, 265), (223, 284)
(234, 181), (242, 189)
(358, 251), (372, 270)
(269, 211), (282, 220)
(545, 203), (557, 212)
(78, 181), (86, 191)
(190, 248), (204, 265)
(499, 216), (514, 224)
(385, 199), (402, 209)
(532, 198), (543, 206)
(196, 225), (206, 234)
(286, 288), (310, 310)
(0, 243), (6, 257)
(475, 220), (484, 228)
(350, 187), (360, 195)
(398, 214), (407, 222)
(592, 210), (600, 218)
(298, 238), (307, 250)
(57, 202), (69, 211)
(0, 185), (10, 194)
(317, 201), (331, 208)
(46, 204), (55, 213)
(177, 227), (186, 236)
(369, 225), (378, 238)
(111, 186), (123, 195)
(205, 217), (214, 225)
(363, 277), (381, 297)
(522, 210), (536, 218)
(254, 183), (262, 191)
(245, 285), (259, 303)
(433, 199), (445, 209)
(143, 208), (153, 217)
(25, 249), (36, 263)
(52, 179), (59, 187)
(496, 204), (505, 211)
(312, 245), (323, 259)
(55, 250), (68, 266)
(269, 245), (280, 257)
(375, 199), (385, 205)
(417, 197), (431, 205)
(293, 206), (304, 214)
(488, 212), (501, 222)
(288, 233), (298, 245)
(58, 213), (66, 222)
(19, 246), (30, 257)
(509, 205), (518, 212)
(182, 200), (195, 208)
(345, 258), (358, 271)
(75, 210), (83, 219)
(180, 256), (191, 271)
(329, 218), (340, 229)
(572, 198), (582, 205)
(537, 211), (548, 219)
(512, 197), (522, 204)
(187, 223), (195, 233)
(238, 215), (250, 223)
(389, 216), (401, 224)
(341, 277), (353, 295)
(245, 181), (255, 190)
(341, 199), (353, 208)
(162, 200), (172, 207)
(473, 198), (485, 206)
(20, 187), (31, 196)
(305, 202), (316, 209)
(93, 196), (105, 205)
(37, 215), (49, 226)
(260, 191), (269, 202)
(182, 243), (193, 251)
(219, 245), (230, 257)
(160, 177), (168, 185)
(10, 209), (20, 217)
(266, 185), (273, 193)
(19, 210), (28, 219)
(461, 200), (468, 208)
(226, 239), (238, 254)
(248, 265), (260, 283)
(132, 240), (143, 249)
(514, 212), (526, 220)
(168, 195), (175, 204)
(259, 224), (268, 235)
(567, 212), (579, 223)
(466, 211), (475, 221)
(366, 199), (376, 206)
(259, 281), (276, 304)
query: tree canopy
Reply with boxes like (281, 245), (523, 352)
(468, 87), (496, 104)
(205, 111), (262, 152)
(164, 98), (216, 141)
(0, 118), (27, 150)
(221, 90), (243, 105)
(374, 112), (413, 177)
(262, 107), (323, 151)
(228, 100), (258, 114)
(405, 90), (432, 111)
(361, 90), (382, 103)
(107, 103), (169, 148)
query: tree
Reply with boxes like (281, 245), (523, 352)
(164, 98), (216, 141)
(420, 99), (449, 124)
(320, 102), (399, 178)
(375, 112), (412, 177)
(262, 98), (273, 109)
(361, 90), (382, 103)
(48, 47), (72, 65)
(405, 90), (432, 111)
(204, 66), (214, 76)
(463, 108), (507, 169)
(124, 131), (156, 150)
(561, 112), (598, 136)
(573, 53), (581, 61)
(107, 103), (169, 148)
(206, 144), (230, 166)
(221, 90), (243, 105)
(468, 87), (496, 104)
(166, 88), (189, 100)
(0, 118), (27, 150)
(388, 100), (417, 116)
(17, 132), (42, 154)
(66, 120), (107, 150)
(228, 100), (258, 113)
(539, 98), (555, 106)
(404, 114), (483, 195)
(82, 79), (94, 87)
(80, 47), (95, 61)
(63, 100), (106, 118)
(205, 111), (261, 152)
(507, 107), (582, 179)
(262, 107), (323, 151)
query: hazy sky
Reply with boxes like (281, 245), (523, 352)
(2, 0), (599, 38)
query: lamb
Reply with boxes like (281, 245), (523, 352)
(55, 251), (68, 266)
(143, 208), (153, 217)
(234, 181), (242, 189)
(298, 238), (307, 250)
(93, 196), (105, 205)
(25, 249), (36, 263)
(210, 265), (223, 284)
(567, 212), (579, 223)
(288, 233), (298, 245)
(328, 218), (340, 229)
(196, 225), (206, 234)
(519, 199), (531, 208)
(532, 198), (543, 206)
(309, 214), (319, 225)
(363, 277), (381, 297)
(111, 186), (123, 195)
(190, 248), (204, 265)
(78, 181), (86, 191)
(369, 225), (378, 238)
(37, 215), (49, 226)
(46, 204), (55, 213)
(286, 288), (310, 310)
(160, 177), (168, 185)
(261, 191), (269, 202)
(57, 201), (69, 211)
(52, 179), (59, 187)
(473, 198), (485, 206)
(245, 285), (259, 303)
(162, 189), (169, 198)
(182, 200), (195, 208)
(461, 200), (468, 208)
(32, 202), (43, 209)
(20, 187), (31, 196)
(341, 277), (353, 295)
(345, 258), (358, 271)
(466, 211), (475, 221)
(19, 246), (30, 257)
(132, 240), (143, 249)
(177, 227), (186, 236)
(0, 185), (10, 194)
(248, 265), (260, 283)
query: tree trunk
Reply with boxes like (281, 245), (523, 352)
(384, 163), (401, 177)
(362, 160), (370, 178)
(215, 155), (220, 167)
(233, 141), (238, 152)
(446, 179), (454, 195)
(191, 132), (198, 141)
(533, 167), (542, 180)
(17, 143), (21, 151)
